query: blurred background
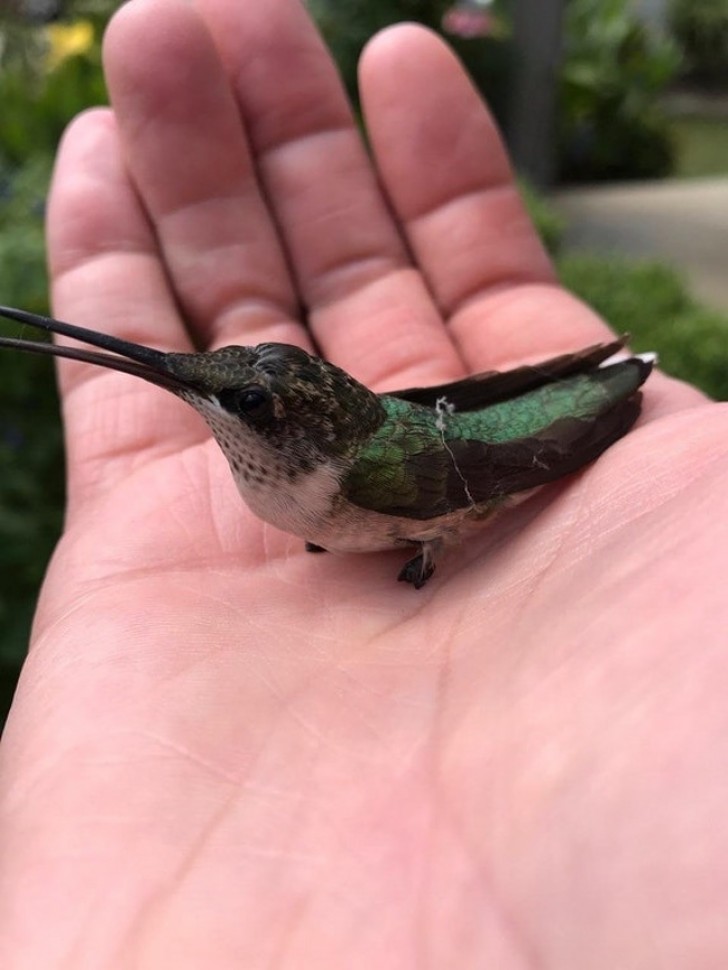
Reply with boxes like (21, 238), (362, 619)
(1, 0), (727, 724)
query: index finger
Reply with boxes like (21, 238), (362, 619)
(194, 0), (466, 391)
(103, 0), (307, 352)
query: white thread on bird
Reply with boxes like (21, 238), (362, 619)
(434, 395), (454, 432)
(435, 396), (476, 509)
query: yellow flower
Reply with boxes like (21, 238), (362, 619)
(45, 20), (95, 71)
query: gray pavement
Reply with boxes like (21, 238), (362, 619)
(551, 177), (728, 313)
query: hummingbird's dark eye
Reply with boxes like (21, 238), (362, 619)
(220, 385), (272, 419)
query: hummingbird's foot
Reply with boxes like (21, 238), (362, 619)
(398, 541), (439, 589)
(305, 541), (328, 554)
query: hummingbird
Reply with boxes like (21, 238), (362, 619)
(0, 305), (654, 588)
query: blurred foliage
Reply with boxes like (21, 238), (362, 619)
(559, 255), (728, 401)
(0, 154), (62, 678)
(671, 114), (728, 177)
(0, 154), (52, 310)
(0, 351), (63, 652)
(519, 178), (566, 254)
(558, 0), (680, 182)
(669, 0), (728, 87)
(309, 0), (448, 94)
(0, 0), (115, 721)
(310, 0), (513, 127)
(0, 1), (108, 164)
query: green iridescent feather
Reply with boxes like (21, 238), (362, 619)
(343, 357), (650, 520)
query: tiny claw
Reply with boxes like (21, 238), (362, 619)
(397, 553), (436, 589)
(305, 541), (327, 554)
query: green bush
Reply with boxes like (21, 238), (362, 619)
(670, 0), (728, 87)
(558, 0), (680, 182)
(0, 354), (63, 657)
(670, 115), (728, 178)
(520, 179), (566, 255)
(0, 1), (114, 721)
(0, 153), (62, 682)
(310, 0), (512, 126)
(559, 254), (728, 401)
(0, 154), (53, 308)
(0, 6), (108, 166)
(0, 160), (64, 714)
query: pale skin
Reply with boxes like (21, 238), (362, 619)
(1, 0), (727, 965)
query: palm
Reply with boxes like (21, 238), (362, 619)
(2, 1), (727, 966)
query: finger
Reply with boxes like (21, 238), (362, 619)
(48, 112), (195, 382)
(103, 0), (307, 351)
(195, 0), (464, 390)
(360, 25), (611, 370)
(46, 109), (210, 505)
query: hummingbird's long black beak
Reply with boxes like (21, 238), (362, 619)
(0, 305), (196, 393)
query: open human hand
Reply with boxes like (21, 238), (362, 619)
(1, 0), (727, 966)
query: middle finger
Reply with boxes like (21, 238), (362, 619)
(196, 0), (465, 390)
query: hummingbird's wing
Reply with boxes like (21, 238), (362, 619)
(389, 339), (628, 411)
(343, 355), (652, 521)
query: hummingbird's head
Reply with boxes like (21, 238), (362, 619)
(165, 341), (385, 469)
(0, 306), (384, 476)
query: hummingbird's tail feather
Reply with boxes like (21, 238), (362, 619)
(411, 354), (654, 509)
(463, 354), (653, 498)
(391, 337), (632, 411)
(587, 353), (654, 403)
